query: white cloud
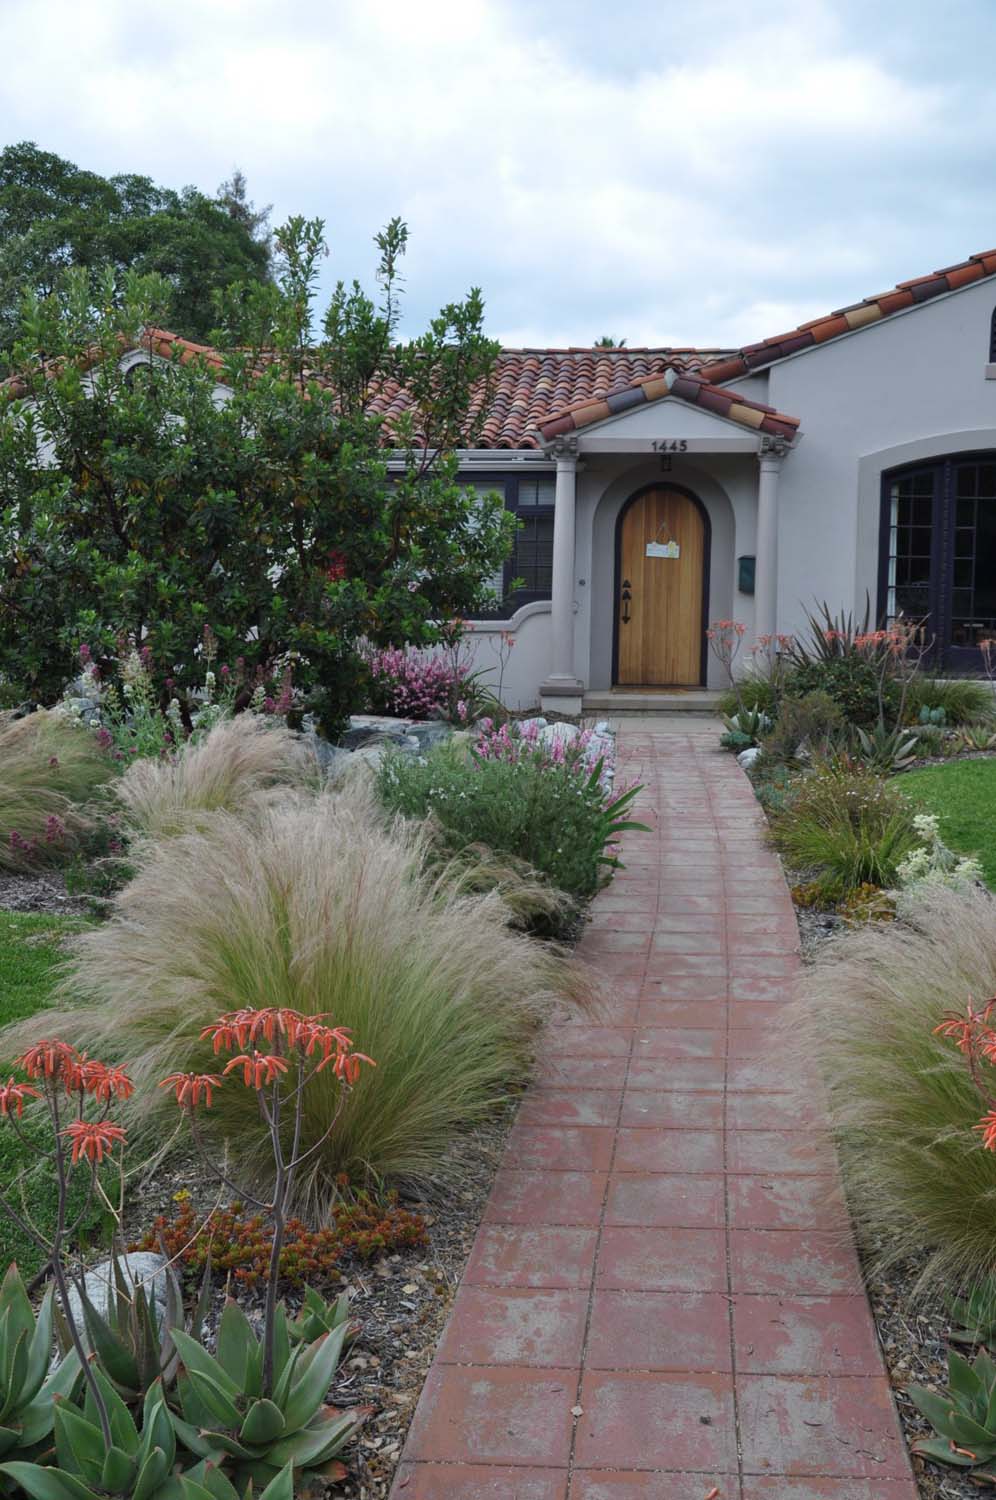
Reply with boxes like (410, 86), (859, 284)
(0, 0), (993, 348)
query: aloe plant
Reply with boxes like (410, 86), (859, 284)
(168, 1299), (371, 1488)
(910, 1348), (996, 1470)
(948, 1279), (996, 1346)
(287, 1288), (356, 1347)
(0, 1372), (216, 1500)
(57, 1250), (212, 1405)
(0, 1264), (82, 1471)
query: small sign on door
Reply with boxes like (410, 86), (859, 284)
(646, 540), (680, 559)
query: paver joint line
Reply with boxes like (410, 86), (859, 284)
(391, 727), (913, 1497)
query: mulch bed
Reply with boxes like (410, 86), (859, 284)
(0, 870), (91, 917)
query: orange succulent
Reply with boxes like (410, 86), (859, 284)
(159, 1072), (224, 1109)
(0, 1078), (40, 1117)
(223, 1052), (289, 1089)
(80, 1060), (134, 1103)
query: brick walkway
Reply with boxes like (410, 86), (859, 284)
(392, 726), (916, 1500)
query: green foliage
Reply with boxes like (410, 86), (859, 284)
(850, 720), (919, 773)
(909, 1348), (996, 1471)
(761, 690), (844, 766)
(784, 597), (873, 666)
(719, 729), (753, 754)
(800, 881), (996, 1291)
(0, 1265), (82, 1465)
(902, 675), (995, 726)
(956, 723), (996, 753)
(376, 741), (644, 913)
(168, 1300), (369, 1488)
(58, 1251), (211, 1405)
(716, 672), (776, 719)
(949, 1278), (996, 1346)
(784, 656), (893, 729)
(0, 1370), (222, 1500)
(287, 1289), (355, 1348)
(768, 763), (918, 900)
(0, 142), (270, 351)
(0, 711), (117, 871)
(919, 703), (947, 726)
(0, 217), (514, 733)
(902, 758), (996, 888)
(28, 790), (592, 1196)
(749, 758), (795, 815)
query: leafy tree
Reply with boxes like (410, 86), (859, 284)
(0, 143), (271, 350)
(593, 336), (626, 347)
(217, 167), (273, 268)
(0, 217), (514, 733)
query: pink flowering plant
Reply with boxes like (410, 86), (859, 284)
(363, 620), (500, 724)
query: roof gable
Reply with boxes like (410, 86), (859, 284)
(535, 368), (799, 444)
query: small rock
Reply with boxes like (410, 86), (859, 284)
(737, 746), (761, 769)
(518, 717), (547, 734)
(540, 722), (579, 749)
(67, 1252), (169, 1334)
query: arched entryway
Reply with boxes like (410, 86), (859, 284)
(613, 484), (711, 686)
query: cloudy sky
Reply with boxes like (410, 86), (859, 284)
(1, 0), (994, 350)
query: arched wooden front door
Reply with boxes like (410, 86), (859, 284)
(615, 487), (708, 686)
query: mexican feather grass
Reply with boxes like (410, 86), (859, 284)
(800, 881), (996, 1291)
(3, 787), (593, 1206)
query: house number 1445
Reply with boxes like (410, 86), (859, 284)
(651, 440), (688, 452)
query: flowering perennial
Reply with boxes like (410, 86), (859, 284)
(364, 641), (480, 721)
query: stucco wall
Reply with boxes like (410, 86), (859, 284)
(767, 275), (996, 637)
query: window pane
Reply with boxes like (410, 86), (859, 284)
(887, 468), (935, 626)
(981, 465), (996, 496)
(957, 497), (976, 527)
(957, 467), (978, 498)
(516, 476), (556, 508)
(973, 497), (996, 627)
(512, 515), (554, 594)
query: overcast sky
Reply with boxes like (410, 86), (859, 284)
(1, 0), (994, 350)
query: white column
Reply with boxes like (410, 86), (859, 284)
(540, 438), (584, 713)
(754, 441), (785, 642)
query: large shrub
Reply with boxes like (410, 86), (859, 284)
(376, 733), (641, 913)
(0, 711), (116, 871)
(768, 762), (918, 900)
(0, 219), (515, 732)
(5, 790), (592, 1200)
(902, 675), (996, 727)
(784, 657), (894, 729)
(799, 882), (996, 1289)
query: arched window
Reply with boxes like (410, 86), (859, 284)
(990, 305), (996, 363)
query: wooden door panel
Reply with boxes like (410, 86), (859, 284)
(616, 489), (705, 685)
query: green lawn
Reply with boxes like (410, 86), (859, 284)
(0, 911), (105, 1276)
(901, 757), (996, 888)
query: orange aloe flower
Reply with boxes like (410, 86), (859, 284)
(61, 1121), (127, 1165)
(16, 1039), (81, 1083)
(223, 1052), (289, 1088)
(159, 1072), (224, 1109)
(80, 1060), (134, 1103)
(0, 1078), (41, 1117)
(976, 1111), (996, 1152)
(328, 1050), (376, 1085)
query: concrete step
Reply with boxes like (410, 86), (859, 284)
(583, 689), (723, 714)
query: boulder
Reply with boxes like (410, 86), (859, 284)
(67, 1252), (169, 1332)
(737, 746), (762, 770)
(540, 722), (579, 749)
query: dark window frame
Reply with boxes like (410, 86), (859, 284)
(877, 450), (996, 670)
(462, 469), (556, 619)
(990, 305), (996, 363)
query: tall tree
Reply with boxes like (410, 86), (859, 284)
(0, 143), (271, 350)
(217, 167), (273, 267)
(0, 218), (514, 732)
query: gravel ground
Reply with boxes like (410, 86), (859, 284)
(0, 870), (91, 917)
(116, 1100), (522, 1498)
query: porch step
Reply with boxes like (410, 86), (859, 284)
(583, 689), (723, 714)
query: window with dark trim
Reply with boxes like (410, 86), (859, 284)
(990, 305), (996, 363)
(880, 451), (996, 667)
(462, 471), (556, 618)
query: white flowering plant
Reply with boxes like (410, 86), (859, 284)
(893, 811), (982, 899)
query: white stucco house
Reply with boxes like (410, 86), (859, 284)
(366, 246), (996, 713)
(120, 247), (996, 714)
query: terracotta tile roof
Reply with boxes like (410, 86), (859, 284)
(535, 368), (800, 443)
(699, 247), (996, 383)
(363, 347), (730, 449)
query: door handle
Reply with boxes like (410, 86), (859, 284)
(621, 580), (632, 625)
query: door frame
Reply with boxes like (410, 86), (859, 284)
(611, 482), (712, 687)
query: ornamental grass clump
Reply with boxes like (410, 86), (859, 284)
(799, 881), (996, 1291)
(19, 789), (591, 1196)
(0, 710), (116, 870)
(768, 760), (918, 900)
(110, 714), (317, 841)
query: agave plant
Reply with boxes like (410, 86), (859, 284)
(57, 1250), (212, 1405)
(168, 1299), (371, 1488)
(910, 1348), (996, 1471)
(852, 721), (920, 773)
(722, 707), (772, 745)
(0, 1372), (219, 1500)
(957, 723), (996, 752)
(0, 1265), (82, 1469)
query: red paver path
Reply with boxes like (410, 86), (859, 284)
(392, 727), (916, 1500)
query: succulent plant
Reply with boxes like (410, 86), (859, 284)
(910, 1348), (996, 1469)
(57, 1249), (212, 1405)
(0, 1263), (82, 1469)
(287, 1288), (356, 1347)
(168, 1298), (371, 1488)
(949, 1279), (996, 1346)
(0, 1372), (214, 1499)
